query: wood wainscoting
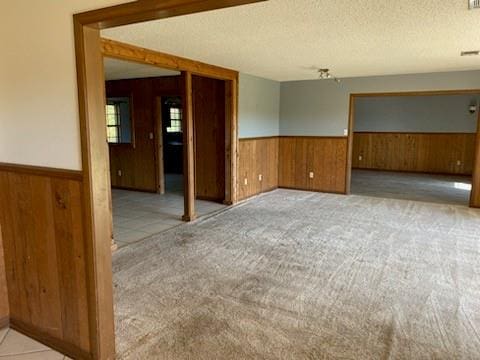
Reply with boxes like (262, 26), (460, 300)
(238, 137), (279, 200)
(352, 132), (476, 175)
(278, 136), (348, 194)
(238, 136), (348, 200)
(0, 163), (93, 358)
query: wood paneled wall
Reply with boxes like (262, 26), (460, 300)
(238, 137), (279, 200)
(0, 164), (92, 358)
(278, 137), (348, 194)
(352, 132), (476, 175)
(0, 230), (8, 327)
(192, 75), (226, 202)
(238, 136), (348, 199)
(107, 76), (182, 192)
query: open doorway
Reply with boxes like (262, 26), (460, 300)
(103, 58), (226, 248)
(348, 92), (480, 206)
(160, 96), (184, 194)
(74, 9), (241, 353)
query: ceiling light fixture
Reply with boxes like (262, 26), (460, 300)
(469, 0), (480, 10)
(461, 50), (480, 56)
(317, 68), (341, 83)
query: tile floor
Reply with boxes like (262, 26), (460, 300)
(112, 174), (226, 248)
(0, 328), (70, 359)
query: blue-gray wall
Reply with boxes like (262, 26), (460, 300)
(354, 95), (479, 133)
(239, 73), (280, 138)
(280, 70), (480, 136)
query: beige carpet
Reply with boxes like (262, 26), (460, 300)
(351, 169), (472, 206)
(112, 189), (480, 359)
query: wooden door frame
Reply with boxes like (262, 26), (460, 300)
(346, 89), (480, 207)
(154, 96), (165, 194)
(101, 39), (238, 216)
(73, 1), (265, 359)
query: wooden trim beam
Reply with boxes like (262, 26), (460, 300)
(279, 135), (348, 140)
(101, 38), (238, 81)
(0, 163), (83, 181)
(239, 135), (350, 141)
(74, 0), (266, 29)
(351, 89), (480, 97)
(182, 72), (196, 221)
(353, 131), (477, 135)
(239, 135), (278, 141)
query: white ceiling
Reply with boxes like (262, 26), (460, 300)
(104, 57), (180, 80)
(102, 0), (480, 82)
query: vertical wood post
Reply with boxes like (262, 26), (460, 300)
(182, 72), (196, 221)
(470, 109), (480, 207)
(74, 22), (115, 359)
(345, 95), (355, 195)
(224, 78), (238, 205)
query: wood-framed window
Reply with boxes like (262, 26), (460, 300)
(106, 102), (121, 143)
(105, 97), (132, 144)
(167, 107), (183, 133)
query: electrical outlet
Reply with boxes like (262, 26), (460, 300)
(117, 170), (122, 177)
(258, 174), (263, 181)
(343, 128), (348, 136)
(359, 155), (363, 161)
(309, 172), (314, 179)
(457, 160), (462, 166)
(244, 178), (248, 185)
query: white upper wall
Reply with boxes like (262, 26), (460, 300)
(354, 95), (480, 133)
(0, 1), (279, 170)
(238, 73), (280, 138)
(0, 0), (128, 170)
(2, 2), (479, 169)
(280, 71), (480, 136)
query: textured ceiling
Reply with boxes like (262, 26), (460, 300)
(102, 0), (480, 81)
(104, 57), (180, 80)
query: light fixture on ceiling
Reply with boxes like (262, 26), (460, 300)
(317, 68), (341, 83)
(461, 50), (480, 56)
(469, 0), (480, 10)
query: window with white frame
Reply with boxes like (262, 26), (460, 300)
(166, 107), (183, 133)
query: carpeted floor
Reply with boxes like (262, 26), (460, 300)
(112, 189), (480, 359)
(351, 169), (472, 206)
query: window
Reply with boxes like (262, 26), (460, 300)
(105, 97), (132, 144)
(166, 107), (183, 133)
(106, 103), (121, 143)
